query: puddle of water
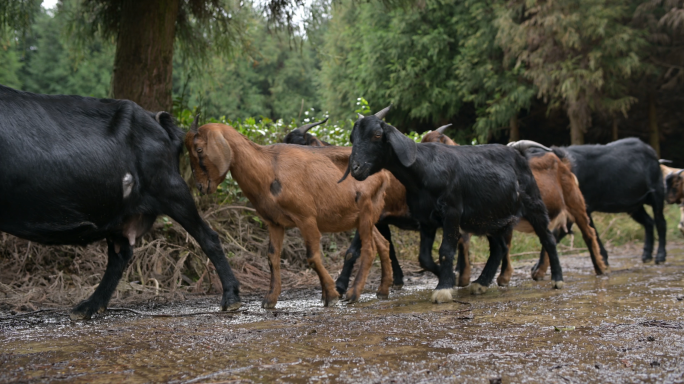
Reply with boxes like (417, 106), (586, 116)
(1, 246), (683, 383)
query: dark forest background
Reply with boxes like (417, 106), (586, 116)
(2, 0), (683, 163)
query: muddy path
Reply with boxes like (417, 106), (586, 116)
(1, 245), (683, 383)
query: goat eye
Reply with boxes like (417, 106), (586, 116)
(197, 148), (203, 153)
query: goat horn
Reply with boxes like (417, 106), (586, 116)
(357, 113), (364, 119)
(507, 140), (551, 152)
(435, 123), (452, 134)
(155, 111), (166, 124)
(660, 159), (673, 164)
(296, 117), (329, 133)
(374, 104), (392, 119)
(677, 169), (684, 176)
(190, 114), (200, 133)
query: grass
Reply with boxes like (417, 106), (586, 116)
(391, 204), (684, 263)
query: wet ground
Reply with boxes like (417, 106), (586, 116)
(1, 245), (683, 384)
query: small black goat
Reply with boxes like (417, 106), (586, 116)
(341, 112), (564, 302)
(282, 118), (331, 147)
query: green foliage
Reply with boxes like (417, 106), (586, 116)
(172, 22), (323, 122)
(0, 0), (41, 39)
(319, 0), (536, 140)
(0, 36), (22, 88)
(65, 0), (253, 69)
(0, 6), (114, 97)
(19, 7), (114, 97)
(497, 0), (645, 135)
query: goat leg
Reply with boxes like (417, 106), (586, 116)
(630, 206), (655, 263)
(653, 200), (667, 264)
(372, 227), (392, 299)
(456, 233), (471, 287)
(497, 231), (514, 286)
(300, 221), (339, 306)
(375, 223), (404, 289)
(262, 225), (285, 309)
(345, 218), (377, 303)
(160, 183), (241, 310)
(432, 220), (459, 303)
(71, 238), (132, 320)
(471, 234), (507, 295)
(335, 232), (361, 296)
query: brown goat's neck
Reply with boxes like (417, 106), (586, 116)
(218, 125), (273, 198)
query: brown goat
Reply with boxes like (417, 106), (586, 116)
(184, 118), (393, 307)
(420, 134), (606, 287)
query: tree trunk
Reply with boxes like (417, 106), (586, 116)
(569, 111), (585, 145)
(649, 94), (660, 157)
(612, 119), (618, 141)
(112, 0), (179, 112)
(509, 114), (519, 142)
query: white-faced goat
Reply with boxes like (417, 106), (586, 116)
(341, 111), (564, 302)
(184, 117), (392, 308)
(660, 160), (684, 236)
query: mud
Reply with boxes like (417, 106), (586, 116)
(1, 245), (683, 383)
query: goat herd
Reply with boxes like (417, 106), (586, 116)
(0, 85), (682, 320)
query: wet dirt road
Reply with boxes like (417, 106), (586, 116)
(1, 246), (683, 383)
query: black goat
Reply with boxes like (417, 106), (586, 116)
(550, 139), (666, 264)
(341, 113), (564, 302)
(0, 85), (240, 319)
(282, 118), (331, 147)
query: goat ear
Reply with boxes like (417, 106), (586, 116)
(383, 123), (416, 167)
(205, 129), (232, 177)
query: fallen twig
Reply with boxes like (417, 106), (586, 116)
(107, 307), (239, 318)
(0, 308), (64, 321)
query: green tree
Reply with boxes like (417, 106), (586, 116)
(18, 7), (114, 97)
(632, 0), (684, 155)
(63, 0), (253, 111)
(173, 21), (322, 121)
(0, 37), (22, 88)
(319, 0), (535, 141)
(497, 0), (644, 144)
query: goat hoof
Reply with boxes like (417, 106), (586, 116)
(496, 278), (510, 287)
(642, 254), (653, 263)
(69, 311), (89, 321)
(431, 288), (453, 303)
(325, 297), (340, 307)
(261, 300), (276, 309)
(392, 283), (404, 290)
(70, 300), (103, 320)
(221, 290), (242, 311)
(221, 300), (242, 312)
(470, 282), (488, 295)
(552, 280), (564, 289)
(335, 282), (348, 297)
(376, 292), (389, 300)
